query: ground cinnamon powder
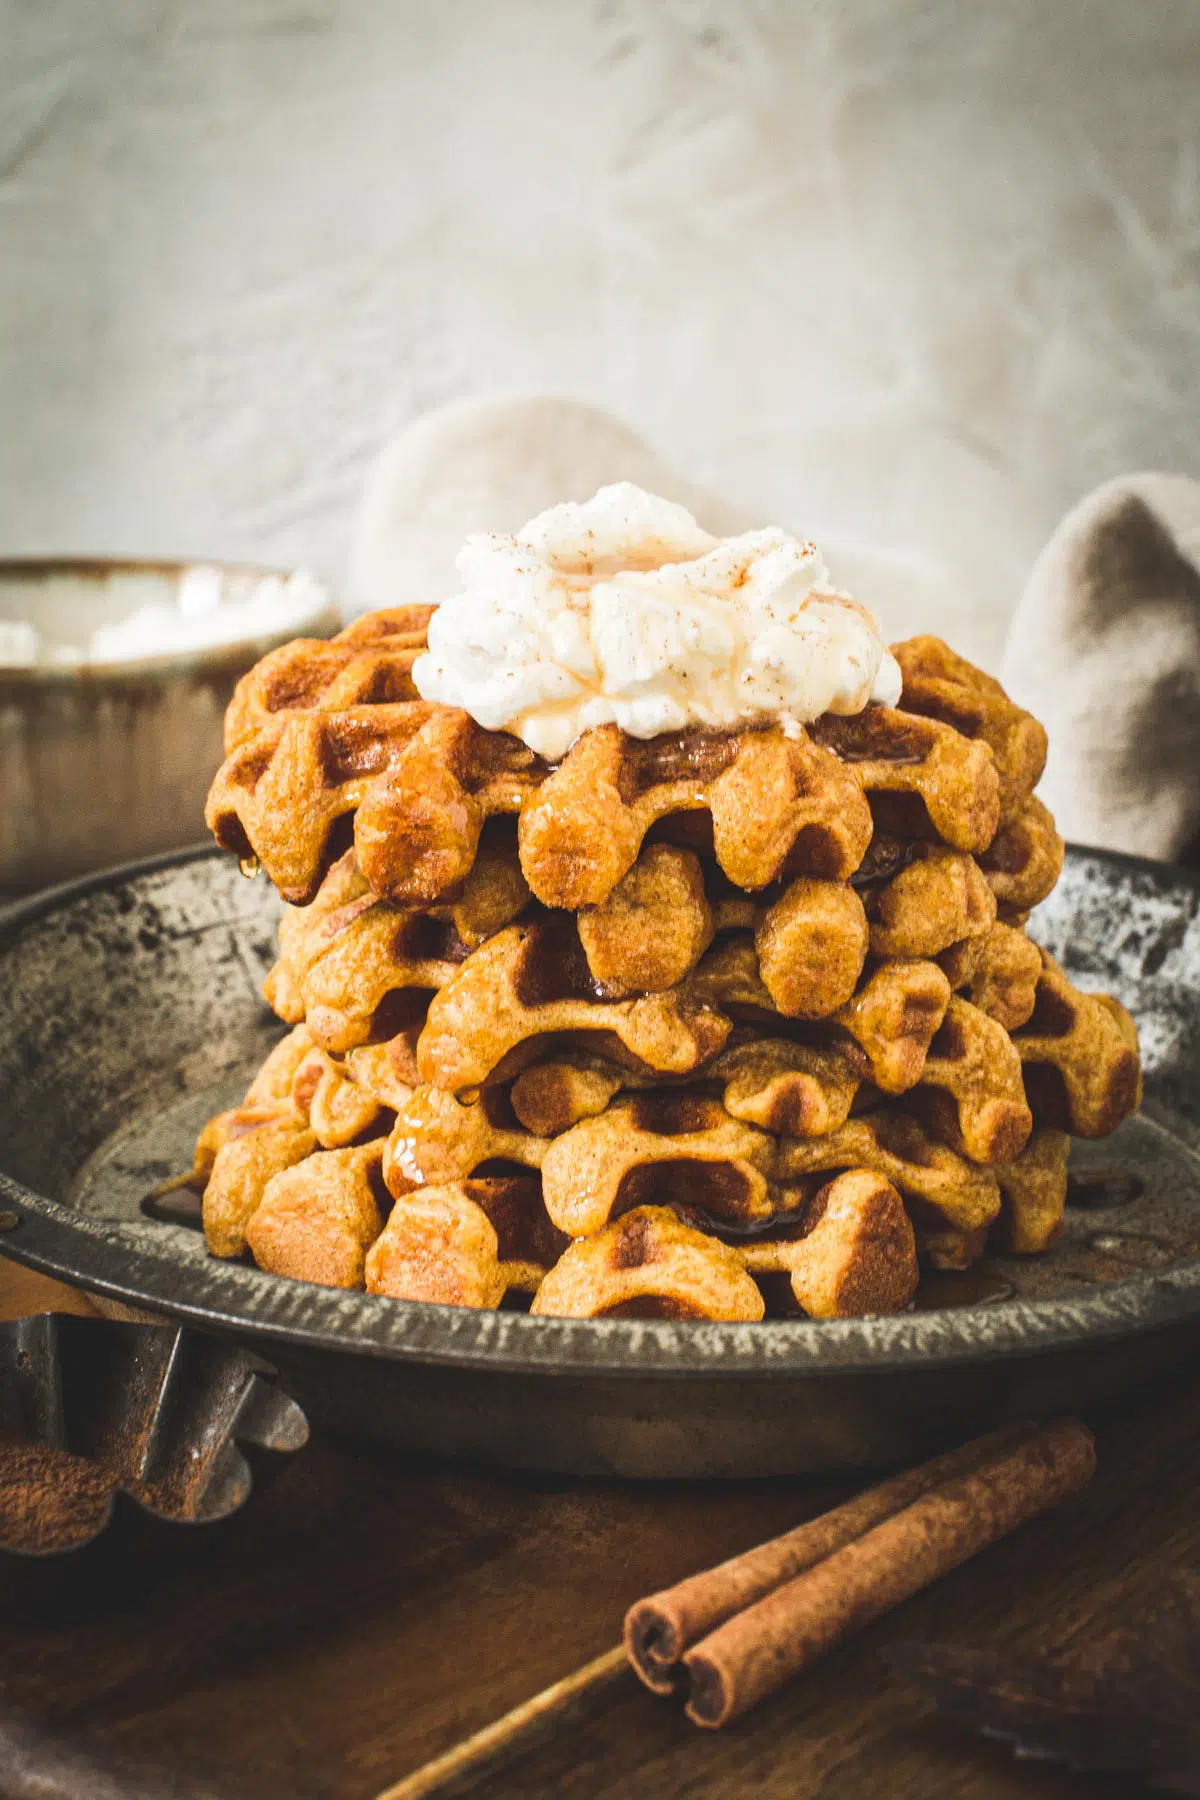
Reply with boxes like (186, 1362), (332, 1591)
(0, 1439), (114, 1553)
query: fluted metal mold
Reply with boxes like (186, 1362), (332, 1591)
(0, 1313), (308, 1590)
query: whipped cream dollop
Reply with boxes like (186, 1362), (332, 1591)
(411, 483), (902, 761)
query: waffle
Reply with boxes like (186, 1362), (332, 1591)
(383, 1084), (547, 1193)
(701, 1038), (862, 1139)
(749, 877), (870, 1017)
(343, 1036), (421, 1109)
(202, 1116), (320, 1260)
(417, 921), (956, 1098)
(539, 1091), (790, 1238)
(777, 1110), (1002, 1237)
(207, 703), (545, 907)
(448, 978), (1026, 1175)
(978, 796), (1065, 913)
(517, 722), (874, 910)
(736, 1170), (918, 1318)
(809, 706), (1000, 854)
(365, 1177), (567, 1307)
(955, 922), (1042, 1030)
(827, 956), (952, 1093)
(197, 1024), (390, 1154)
(290, 1041), (388, 1147)
(576, 844), (715, 997)
(506, 1037), (861, 1140)
(416, 919), (733, 1092)
(917, 996), (1033, 1165)
(599, 851), (873, 1021)
(863, 848), (996, 961)
(532, 1069), (1019, 1240)
(890, 636), (1048, 815)
(992, 1128), (1070, 1254)
(1014, 952), (1142, 1136)
(246, 1140), (388, 1289)
(645, 937), (952, 1096)
(529, 1207), (767, 1321)
(272, 842), (874, 1038)
(271, 889), (468, 1052)
(223, 606), (436, 751)
(268, 837), (530, 1028)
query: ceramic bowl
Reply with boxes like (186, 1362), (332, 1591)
(0, 559), (339, 892)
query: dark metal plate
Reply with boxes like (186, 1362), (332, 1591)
(0, 845), (1198, 1477)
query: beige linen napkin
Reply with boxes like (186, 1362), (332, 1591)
(1002, 473), (1200, 865)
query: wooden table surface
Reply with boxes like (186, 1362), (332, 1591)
(0, 1256), (1195, 1800)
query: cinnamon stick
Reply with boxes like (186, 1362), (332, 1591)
(682, 1416), (1095, 1727)
(625, 1420), (1034, 1693)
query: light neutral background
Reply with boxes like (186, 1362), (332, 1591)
(4, 0), (1199, 663)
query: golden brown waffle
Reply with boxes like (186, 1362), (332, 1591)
(748, 878), (869, 1017)
(506, 1037), (861, 1140)
(273, 843), (872, 1039)
(193, 1021), (396, 1259)
(195, 616), (1142, 1319)
(193, 1026), (319, 1257)
(992, 1128), (1070, 1254)
(342, 1036), (421, 1109)
(507, 1055), (628, 1136)
(828, 956), (952, 1093)
(539, 1091), (791, 1238)
(517, 722), (874, 910)
(508, 991), (1028, 1167)
(809, 705), (1000, 854)
(1014, 952), (1142, 1137)
(189, 1027), (307, 1177)
(290, 1042), (388, 1147)
(530, 1207), (766, 1321)
(670, 937), (951, 1094)
(198, 1024), (390, 1154)
(706, 1039), (862, 1138)
(532, 1059), (1020, 1240)
(246, 1141), (388, 1289)
(273, 896), (466, 1053)
(777, 1110), (1002, 1236)
(416, 919), (733, 1092)
(202, 1116), (319, 1259)
(917, 996), (1033, 1164)
(915, 1220), (989, 1272)
(418, 925), (954, 1098)
(863, 848), (996, 961)
(383, 1085), (547, 1193)
(267, 839), (530, 1036)
(954, 922), (1042, 1031)
(891, 636), (1048, 815)
(576, 844), (715, 996)
(207, 702), (544, 907)
(737, 1171), (918, 1318)
(365, 1177), (567, 1307)
(223, 606), (436, 752)
(607, 859), (870, 1017)
(978, 796), (1065, 912)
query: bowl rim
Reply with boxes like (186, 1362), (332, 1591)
(1, 842), (1199, 1382)
(0, 556), (340, 685)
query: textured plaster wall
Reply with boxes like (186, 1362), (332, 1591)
(3, 0), (1200, 661)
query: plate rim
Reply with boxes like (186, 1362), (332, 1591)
(2, 842), (1199, 1381)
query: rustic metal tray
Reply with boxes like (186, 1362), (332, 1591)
(0, 845), (1198, 1478)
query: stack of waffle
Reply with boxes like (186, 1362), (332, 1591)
(191, 609), (1141, 1321)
